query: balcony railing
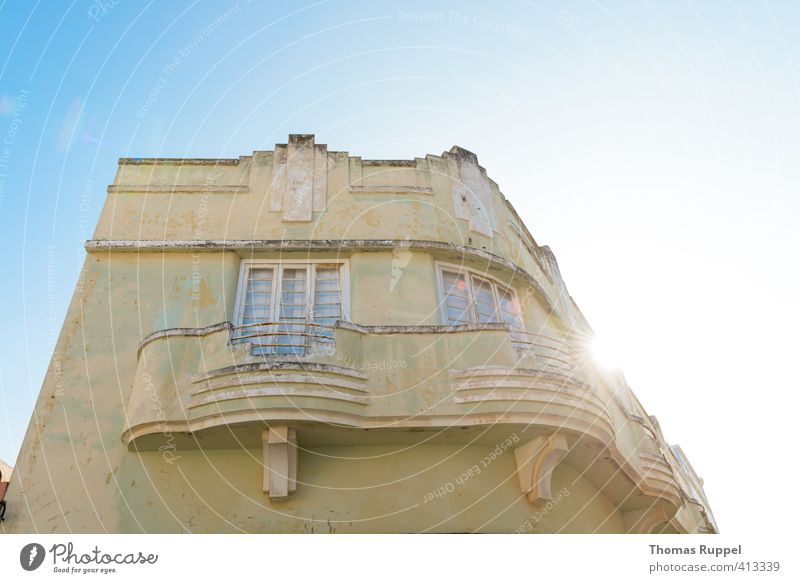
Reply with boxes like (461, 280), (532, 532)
(231, 320), (581, 366)
(231, 320), (336, 355)
(509, 331), (577, 373)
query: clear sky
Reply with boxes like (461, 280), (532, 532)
(1, 1), (798, 534)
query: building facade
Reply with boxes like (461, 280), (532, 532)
(4, 135), (716, 533)
(0, 459), (11, 481)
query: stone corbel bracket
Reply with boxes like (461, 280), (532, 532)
(262, 426), (298, 501)
(622, 506), (670, 534)
(514, 434), (568, 505)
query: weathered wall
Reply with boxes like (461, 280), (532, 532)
(4, 136), (715, 534)
(6, 248), (618, 533)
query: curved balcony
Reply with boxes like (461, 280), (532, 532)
(121, 318), (689, 524)
(124, 319), (614, 445)
(187, 360), (370, 429)
(449, 366), (615, 445)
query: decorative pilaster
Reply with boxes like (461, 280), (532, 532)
(446, 146), (497, 237)
(266, 134), (327, 221)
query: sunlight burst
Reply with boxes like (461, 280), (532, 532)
(590, 334), (625, 370)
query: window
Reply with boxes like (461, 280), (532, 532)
(437, 264), (522, 331)
(233, 261), (347, 355)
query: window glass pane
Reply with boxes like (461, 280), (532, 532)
(240, 268), (274, 353)
(279, 268), (307, 318)
(442, 271), (472, 324)
(472, 276), (499, 323)
(314, 267), (341, 338)
(498, 286), (521, 328)
(242, 268), (273, 325)
(277, 268), (308, 353)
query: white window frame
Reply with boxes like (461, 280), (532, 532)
(233, 258), (350, 339)
(434, 261), (523, 329)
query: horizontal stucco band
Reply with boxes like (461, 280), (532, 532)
(85, 238), (556, 313)
(107, 185), (249, 194)
(136, 321), (233, 358)
(136, 320), (513, 358)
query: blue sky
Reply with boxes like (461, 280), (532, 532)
(1, 1), (799, 534)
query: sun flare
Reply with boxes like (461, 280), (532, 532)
(590, 334), (625, 370)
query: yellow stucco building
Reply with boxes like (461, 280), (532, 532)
(4, 135), (716, 533)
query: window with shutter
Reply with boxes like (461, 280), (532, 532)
(234, 261), (346, 355)
(437, 265), (523, 339)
